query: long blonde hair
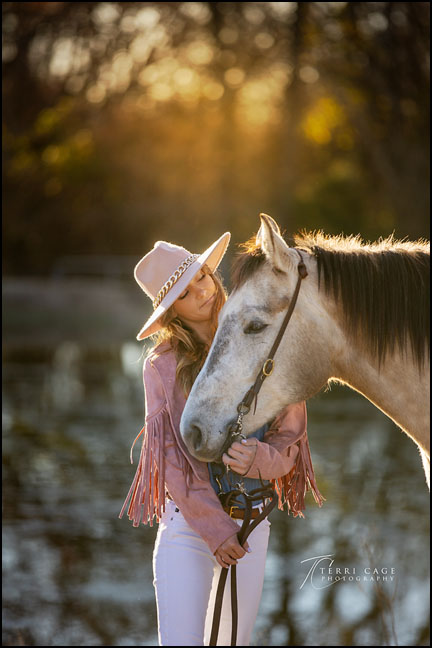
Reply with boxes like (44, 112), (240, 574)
(148, 264), (228, 396)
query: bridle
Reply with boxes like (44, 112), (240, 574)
(223, 248), (308, 450)
(209, 249), (308, 646)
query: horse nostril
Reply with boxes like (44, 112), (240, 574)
(189, 424), (203, 452)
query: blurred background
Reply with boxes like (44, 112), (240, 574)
(2, 2), (430, 646)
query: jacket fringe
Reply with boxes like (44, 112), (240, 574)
(271, 434), (326, 518)
(118, 407), (196, 527)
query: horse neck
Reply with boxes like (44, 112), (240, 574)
(331, 332), (430, 455)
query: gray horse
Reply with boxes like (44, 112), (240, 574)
(180, 214), (430, 489)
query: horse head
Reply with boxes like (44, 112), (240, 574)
(180, 214), (335, 462)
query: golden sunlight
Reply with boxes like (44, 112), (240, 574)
(301, 96), (346, 145)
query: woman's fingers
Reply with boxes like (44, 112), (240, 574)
(222, 453), (252, 476)
(226, 537), (247, 558)
(216, 549), (237, 566)
(222, 453), (242, 467)
(222, 452), (243, 469)
(228, 443), (254, 459)
(219, 546), (243, 564)
(223, 450), (242, 465)
(216, 555), (232, 569)
(222, 446), (250, 462)
(223, 441), (256, 468)
(214, 533), (252, 568)
(215, 546), (250, 568)
(228, 445), (244, 457)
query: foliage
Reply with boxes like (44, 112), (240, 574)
(2, 2), (430, 275)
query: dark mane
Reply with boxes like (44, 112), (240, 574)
(231, 230), (430, 372)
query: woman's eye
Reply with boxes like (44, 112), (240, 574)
(244, 321), (268, 335)
(179, 273), (204, 300)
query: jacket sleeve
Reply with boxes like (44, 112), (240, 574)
(242, 402), (305, 480)
(119, 355), (240, 555)
(243, 401), (325, 517)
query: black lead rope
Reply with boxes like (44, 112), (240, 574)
(209, 480), (278, 646)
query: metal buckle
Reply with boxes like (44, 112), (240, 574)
(237, 402), (250, 416)
(262, 358), (274, 376)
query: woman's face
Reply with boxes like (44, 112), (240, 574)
(172, 268), (217, 324)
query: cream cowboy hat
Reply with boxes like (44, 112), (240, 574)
(134, 232), (231, 340)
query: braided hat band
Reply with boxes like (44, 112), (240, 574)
(134, 232), (230, 340)
(152, 254), (199, 310)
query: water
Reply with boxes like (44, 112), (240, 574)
(2, 339), (430, 646)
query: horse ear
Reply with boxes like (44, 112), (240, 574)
(257, 213), (281, 236)
(256, 213), (290, 272)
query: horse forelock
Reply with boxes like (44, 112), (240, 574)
(231, 235), (267, 293)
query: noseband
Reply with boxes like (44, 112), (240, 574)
(225, 248), (308, 448)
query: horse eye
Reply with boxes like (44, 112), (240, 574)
(244, 321), (268, 335)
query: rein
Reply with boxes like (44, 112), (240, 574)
(209, 249), (308, 646)
(209, 481), (278, 646)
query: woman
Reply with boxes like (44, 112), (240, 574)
(119, 233), (324, 646)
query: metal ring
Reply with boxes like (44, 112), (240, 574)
(237, 402), (250, 415)
(262, 358), (274, 376)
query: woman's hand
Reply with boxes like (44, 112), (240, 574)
(214, 533), (251, 569)
(222, 439), (257, 475)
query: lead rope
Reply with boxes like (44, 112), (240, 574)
(208, 379), (284, 646)
(209, 410), (276, 646)
(209, 478), (278, 646)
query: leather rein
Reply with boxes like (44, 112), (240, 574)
(209, 249), (308, 646)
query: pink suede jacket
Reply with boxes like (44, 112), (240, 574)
(119, 343), (325, 554)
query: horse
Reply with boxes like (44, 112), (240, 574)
(180, 213), (430, 490)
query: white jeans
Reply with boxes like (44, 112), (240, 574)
(152, 498), (270, 646)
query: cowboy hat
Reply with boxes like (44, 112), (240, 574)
(134, 232), (231, 340)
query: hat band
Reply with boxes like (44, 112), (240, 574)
(153, 254), (200, 310)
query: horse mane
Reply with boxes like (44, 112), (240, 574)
(231, 230), (430, 372)
(231, 236), (267, 291)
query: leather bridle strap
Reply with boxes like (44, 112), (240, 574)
(210, 249), (308, 645)
(234, 249), (308, 423)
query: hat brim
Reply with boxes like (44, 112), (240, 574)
(136, 231), (231, 340)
